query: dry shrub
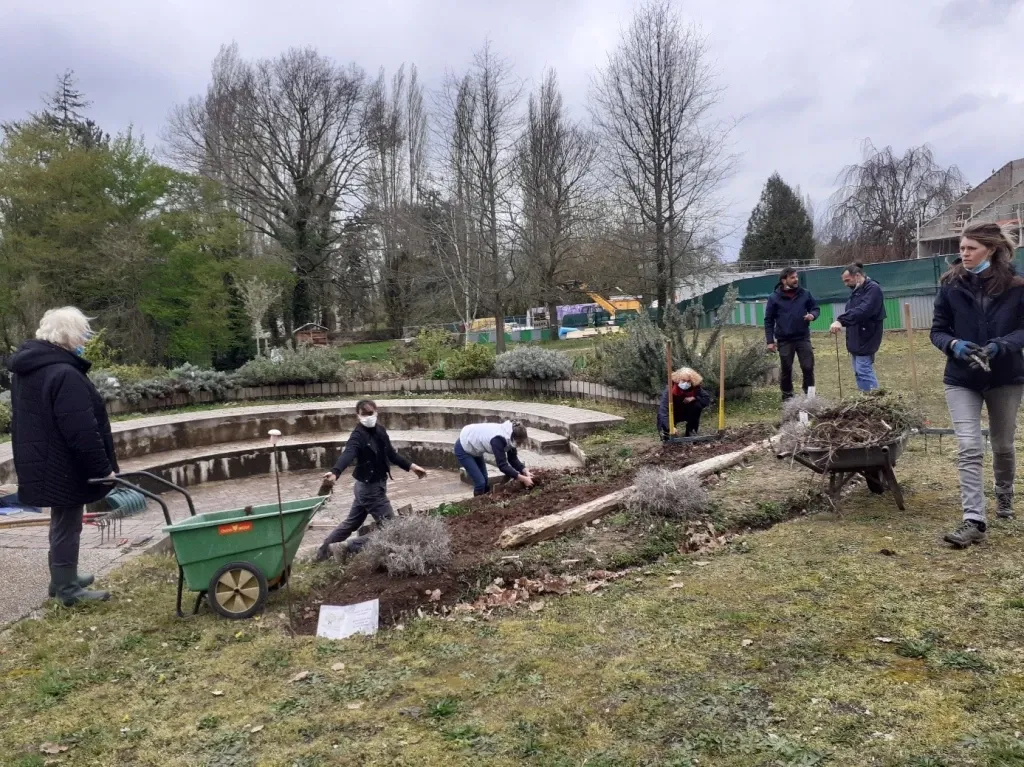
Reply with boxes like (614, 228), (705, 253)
(625, 467), (711, 522)
(780, 393), (832, 424)
(778, 420), (811, 454)
(359, 516), (453, 577)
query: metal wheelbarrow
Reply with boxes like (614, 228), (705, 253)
(777, 433), (910, 510)
(90, 472), (326, 620)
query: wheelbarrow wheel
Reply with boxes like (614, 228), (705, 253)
(863, 470), (886, 495)
(209, 562), (268, 620)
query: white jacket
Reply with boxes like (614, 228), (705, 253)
(458, 421), (514, 457)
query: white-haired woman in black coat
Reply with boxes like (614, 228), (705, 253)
(7, 307), (117, 605)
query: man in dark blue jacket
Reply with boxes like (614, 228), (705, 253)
(830, 263), (886, 391)
(764, 267), (820, 400)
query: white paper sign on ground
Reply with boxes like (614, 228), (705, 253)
(316, 599), (380, 640)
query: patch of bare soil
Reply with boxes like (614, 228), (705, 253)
(295, 425), (774, 633)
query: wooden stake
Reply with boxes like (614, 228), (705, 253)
(718, 336), (726, 431)
(665, 340), (675, 437)
(904, 302), (920, 398)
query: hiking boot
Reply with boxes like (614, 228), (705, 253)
(47, 554), (94, 598)
(996, 493), (1014, 520)
(50, 565), (110, 607)
(943, 520), (986, 548)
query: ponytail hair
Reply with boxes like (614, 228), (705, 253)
(941, 222), (1022, 295)
(510, 420), (529, 448)
(843, 262), (865, 277)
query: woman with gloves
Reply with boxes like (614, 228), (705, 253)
(657, 367), (712, 439)
(931, 222), (1024, 548)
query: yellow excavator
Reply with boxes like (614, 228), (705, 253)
(560, 281), (642, 323)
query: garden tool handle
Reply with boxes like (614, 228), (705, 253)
(88, 476), (173, 527)
(109, 471), (197, 517)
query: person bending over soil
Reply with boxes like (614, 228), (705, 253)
(454, 420), (533, 496)
(657, 367), (712, 439)
(315, 400), (426, 562)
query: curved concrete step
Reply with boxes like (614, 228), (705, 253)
(117, 428), (580, 492)
(1, 398), (618, 485)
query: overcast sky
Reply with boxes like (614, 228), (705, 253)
(1, 0), (1022, 257)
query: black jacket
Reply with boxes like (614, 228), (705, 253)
(331, 424), (412, 484)
(657, 384), (711, 433)
(7, 340), (118, 507)
(837, 277), (886, 356)
(764, 286), (819, 344)
(930, 271), (1024, 391)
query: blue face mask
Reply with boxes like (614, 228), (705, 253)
(74, 346), (85, 356)
(968, 260), (991, 274)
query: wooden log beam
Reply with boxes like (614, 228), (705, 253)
(0, 517), (51, 529)
(498, 438), (773, 549)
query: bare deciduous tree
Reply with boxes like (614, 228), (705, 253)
(591, 0), (733, 323)
(406, 65), (427, 207)
(235, 276), (281, 355)
(167, 44), (368, 327)
(517, 69), (597, 329)
(440, 42), (522, 352)
(431, 74), (485, 342)
(366, 65), (415, 335)
(824, 140), (967, 262)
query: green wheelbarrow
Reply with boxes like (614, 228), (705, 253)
(91, 472), (327, 620)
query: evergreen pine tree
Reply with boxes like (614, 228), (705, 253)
(738, 172), (815, 264)
(38, 70), (109, 149)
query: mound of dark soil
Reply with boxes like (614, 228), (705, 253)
(295, 425), (772, 632)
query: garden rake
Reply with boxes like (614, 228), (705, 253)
(84, 486), (149, 544)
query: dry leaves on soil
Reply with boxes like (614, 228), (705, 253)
(450, 570), (631, 616)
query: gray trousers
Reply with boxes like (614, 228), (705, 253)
(945, 384), (1023, 523)
(319, 481), (394, 555)
(50, 505), (84, 568)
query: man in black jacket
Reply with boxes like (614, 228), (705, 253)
(7, 307), (117, 606)
(764, 267), (820, 400)
(314, 400), (427, 562)
(830, 263), (886, 391)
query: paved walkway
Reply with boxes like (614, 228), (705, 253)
(0, 468), (473, 627)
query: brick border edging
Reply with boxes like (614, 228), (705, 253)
(105, 379), (661, 416)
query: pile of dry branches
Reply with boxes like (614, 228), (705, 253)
(780, 391), (923, 456)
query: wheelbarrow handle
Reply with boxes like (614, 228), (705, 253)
(87, 476), (173, 526)
(106, 471), (197, 517)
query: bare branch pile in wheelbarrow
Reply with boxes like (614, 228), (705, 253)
(780, 391), (924, 460)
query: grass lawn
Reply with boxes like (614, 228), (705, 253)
(7, 330), (1024, 766)
(335, 340), (395, 362)
(5, 444), (1024, 766)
